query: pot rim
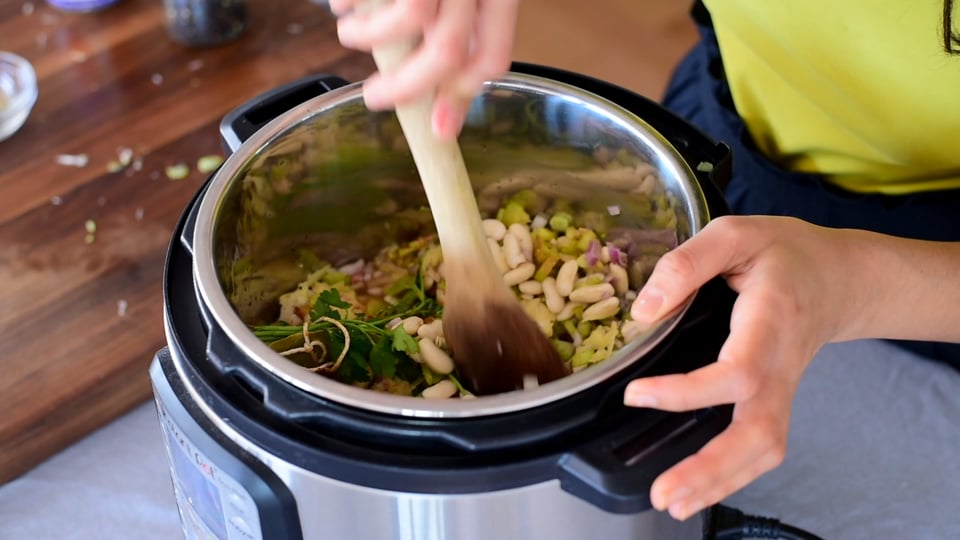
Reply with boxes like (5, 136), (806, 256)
(192, 72), (708, 418)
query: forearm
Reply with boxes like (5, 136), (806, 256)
(838, 231), (960, 343)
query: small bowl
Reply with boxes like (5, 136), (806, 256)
(0, 52), (39, 142)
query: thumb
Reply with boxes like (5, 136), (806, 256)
(631, 217), (743, 323)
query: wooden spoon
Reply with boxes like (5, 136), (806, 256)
(361, 1), (568, 395)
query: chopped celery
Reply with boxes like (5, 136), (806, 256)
(500, 201), (531, 226)
(548, 211), (573, 232)
(534, 255), (560, 282)
(576, 320), (595, 338)
(551, 339), (576, 361)
(570, 347), (595, 367)
(576, 229), (598, 251)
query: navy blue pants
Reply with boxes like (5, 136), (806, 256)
(662, 17), (960, 368)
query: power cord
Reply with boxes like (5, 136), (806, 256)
(703, 504), (825, 540)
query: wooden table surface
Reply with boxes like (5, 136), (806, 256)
(0, 0), (378, 484)
(0, 0), (695, 484)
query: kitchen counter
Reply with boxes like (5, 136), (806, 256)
(3, 339), (959, 539)
(0, 0), (375, 485)
(0, 0), (697, 487)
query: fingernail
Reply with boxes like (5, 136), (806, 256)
(623, 385), (657, 408)
(631, 287), (664, 321)
(669, 499), (703, 521)
(432, 101), (466, 140)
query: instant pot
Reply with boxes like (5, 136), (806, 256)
(150, 62), (741, 540)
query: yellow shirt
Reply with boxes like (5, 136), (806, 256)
(702, 0), (960, 194)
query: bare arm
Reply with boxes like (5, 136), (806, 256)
(839, 230), (960, 343)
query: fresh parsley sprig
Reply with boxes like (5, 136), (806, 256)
(252, 271), (442, 385)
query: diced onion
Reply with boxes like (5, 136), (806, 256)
(531, 214), (549, 230)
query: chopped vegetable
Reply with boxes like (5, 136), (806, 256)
(253, 193), (669, 399)
(55, 154), (89, 168)
(548, 212), (573, 232)
(499, 201), (531, 226)
(197, 154), (224, 174)
(165, 163), (190, 180)
(118, 147), (134, 166)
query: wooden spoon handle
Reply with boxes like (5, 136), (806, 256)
(360, 1), (491, 264)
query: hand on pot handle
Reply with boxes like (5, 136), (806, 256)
(624, 216), (864, 521)
(331, 0), (519, 140)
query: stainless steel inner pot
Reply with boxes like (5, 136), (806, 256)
(192, 72), (711, 418)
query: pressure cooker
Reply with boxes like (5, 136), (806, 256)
(150, 61), (742, 540)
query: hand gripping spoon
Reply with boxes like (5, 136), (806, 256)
(360, 1), (569, 395)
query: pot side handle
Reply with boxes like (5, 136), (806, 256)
(558, 404), (732, 514)
(219, 74), (351, 154)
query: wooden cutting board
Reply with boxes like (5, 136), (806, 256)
(0, 0), (694, 484)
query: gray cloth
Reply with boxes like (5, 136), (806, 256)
(2, 340), (958, 539)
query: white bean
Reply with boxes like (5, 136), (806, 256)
(508, 223), (533, 260)
(487, 238), (509, 273)
(556, 259), (579, 296)
(421, 379), (458, 399)
(419, 338), (455, 374)
(401, 316), (423, 335)
(417, 319), (444, 340)
(557, 301), (583, 322)
(609, 264), (630, 295)
(541, 277), (565, 314)
(582, 297), (621, 321)
(502, 231), (526, 269)
(569, 283), (615, 304)
(518, 280), (543, 295)
(601, 245), (611, 263)
(503, 262), (536, 286)
(482, 218), (507, 241)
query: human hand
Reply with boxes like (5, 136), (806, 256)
(624, 216), (866, 520)
(331, 0), (519, 140)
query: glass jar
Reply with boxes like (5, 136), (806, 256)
(0, 51), (38, 142)
(164, 0), (249, 48)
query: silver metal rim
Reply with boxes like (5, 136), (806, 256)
(192, 72), (709, 419)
